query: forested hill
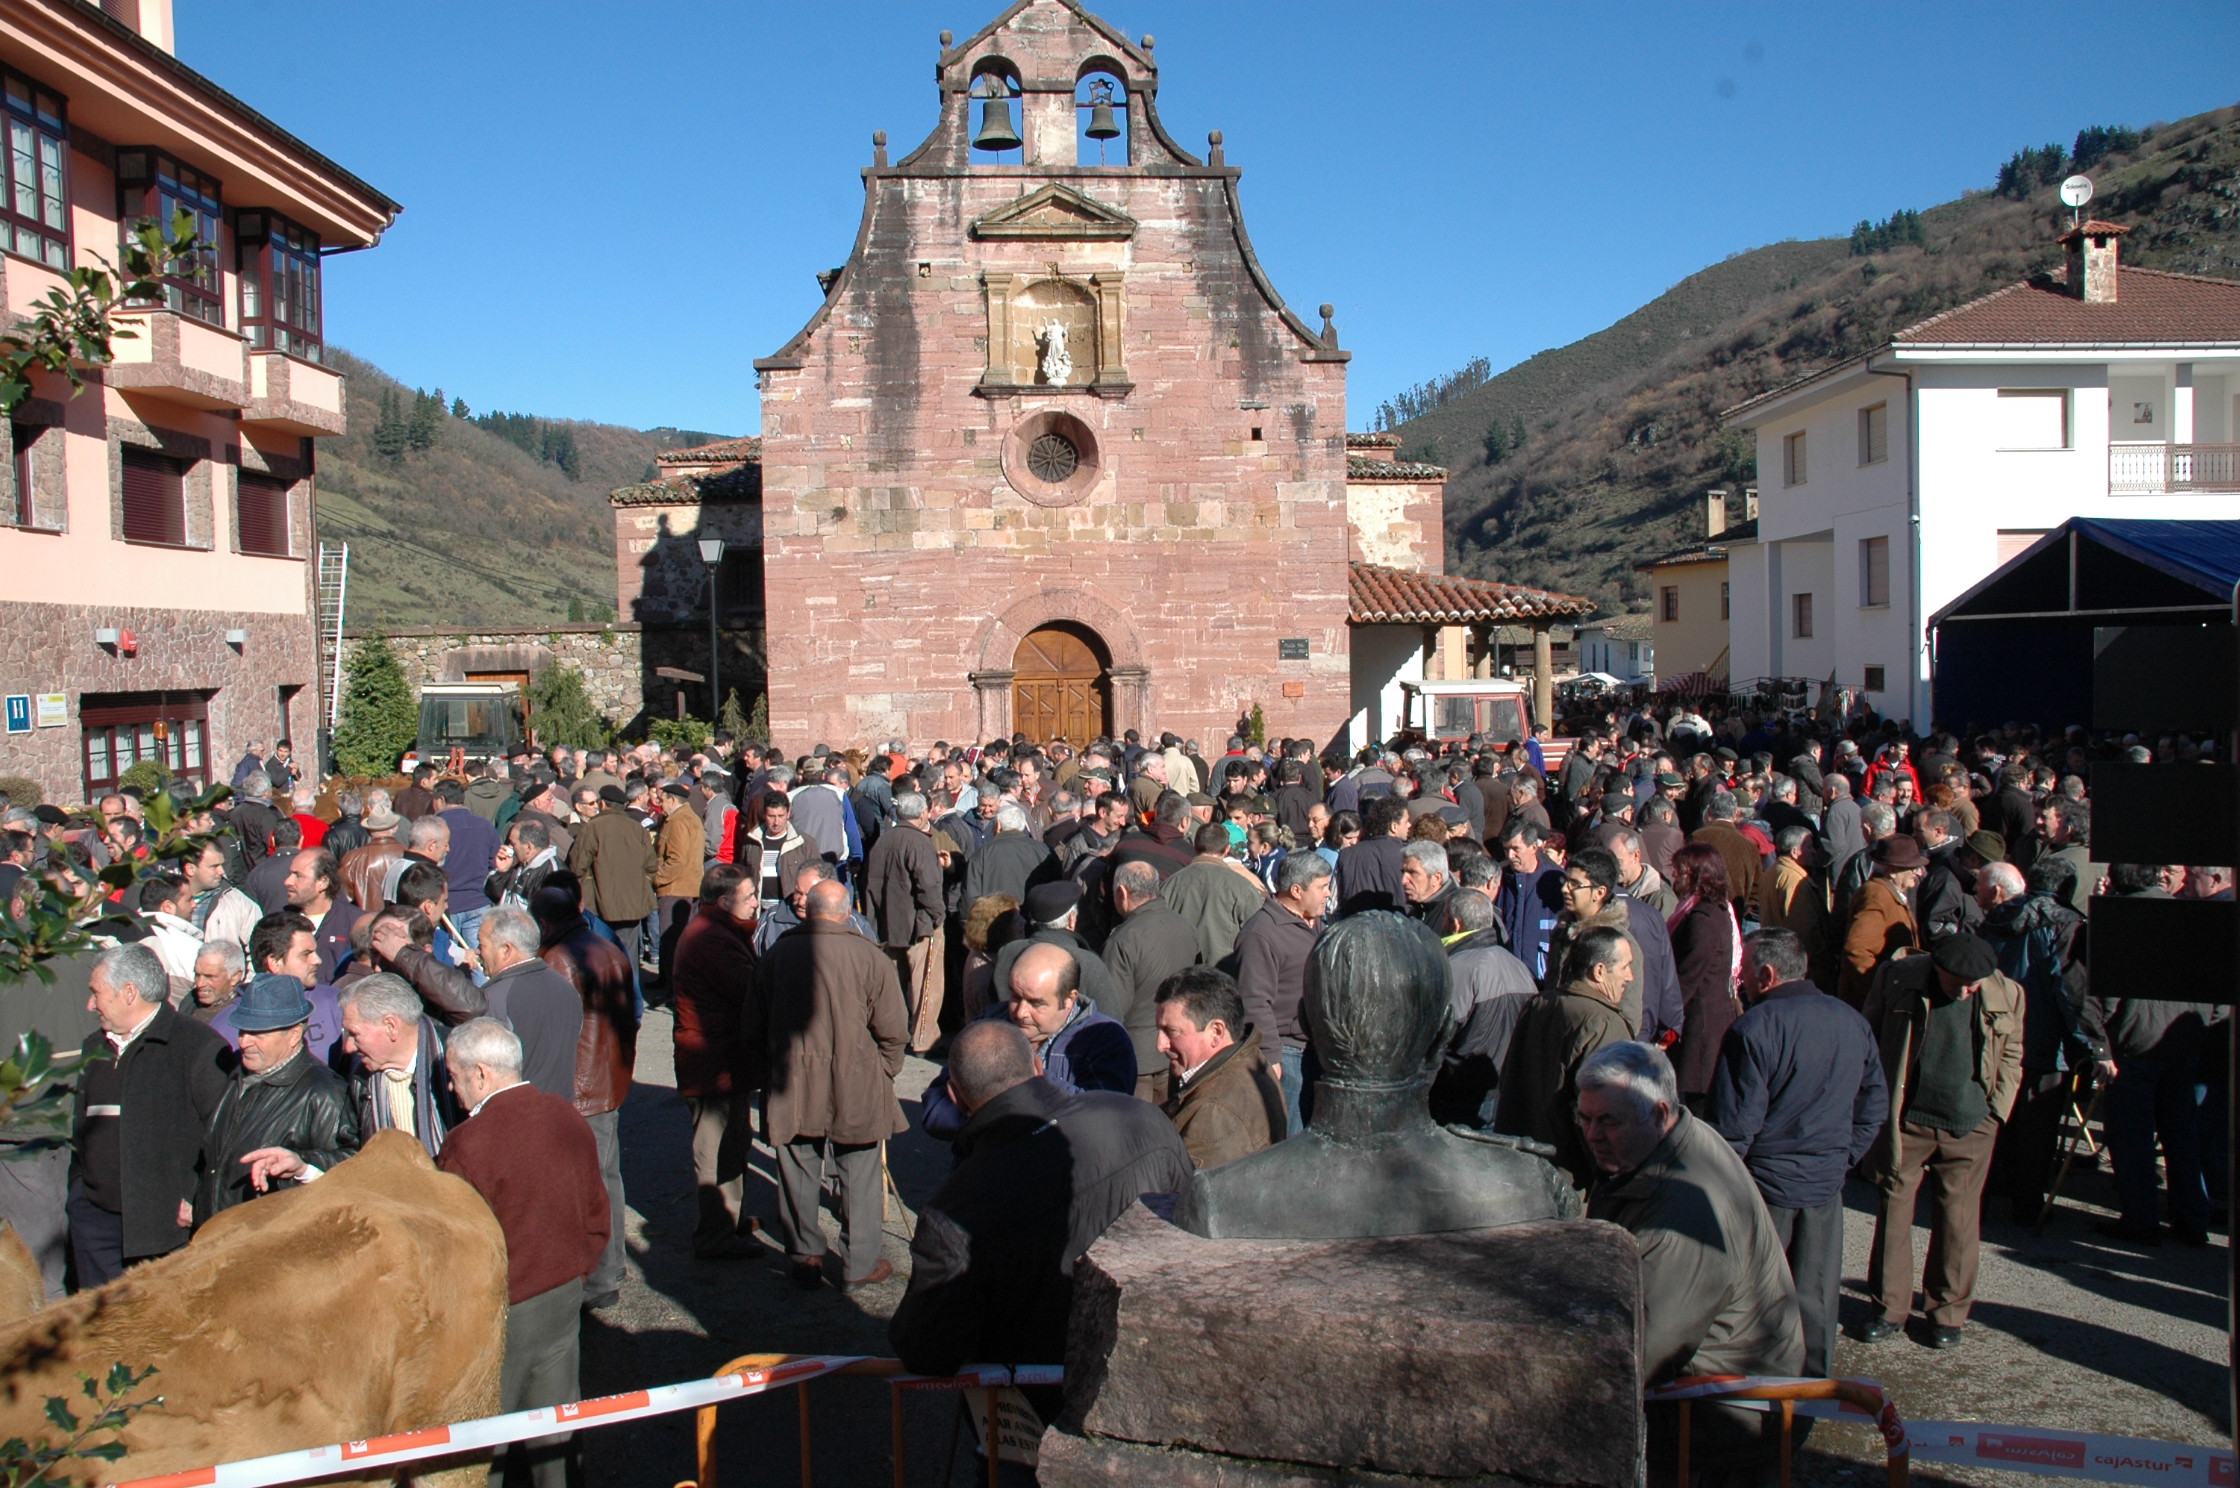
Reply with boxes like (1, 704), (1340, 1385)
(1388, 103), (2240, 611)
(312, 349), (732, 629)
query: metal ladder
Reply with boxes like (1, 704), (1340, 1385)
(316, 541), (350, 728)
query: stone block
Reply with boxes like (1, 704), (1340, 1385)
(1047, 1205), (1640, 1488)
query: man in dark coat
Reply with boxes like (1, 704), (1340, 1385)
(1709, 929), (1887, 1376)
(195, 975), (361, 1221)
(475, 906), (584, 1101)
(1155, 968), (1284, 1170)
(534, 872), (637, 1309)
(960, 803), (1059, 910)
(864, 791), (948, 1053)
(1582, 1040), (1803, 1485)
(890, 1020), (1191, 1447)
(1333, 795), (1410, 918)
(1496, 927), (1635, 1188)
(70, 944), (231, 1286)
(670, 865), (762, 1258)
(1098, 861), (1202, 1103)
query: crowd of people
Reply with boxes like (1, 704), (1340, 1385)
(0, 706), (2223, 1486)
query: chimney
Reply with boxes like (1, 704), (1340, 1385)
(1706, 489), (1728, 539)
(2060, 219), (2129, 304)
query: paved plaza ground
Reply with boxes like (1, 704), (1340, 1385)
(577, 1009), (2231, 1488)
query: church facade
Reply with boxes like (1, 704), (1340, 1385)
(754, 0), (1363, 748)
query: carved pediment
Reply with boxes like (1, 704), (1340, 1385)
(971, 184), (1136, 241)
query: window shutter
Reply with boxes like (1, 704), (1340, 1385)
(121, 449), (185, 545)
(237, 472), (289, 556)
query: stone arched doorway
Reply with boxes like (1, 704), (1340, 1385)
(1011, 623), (1110, 744)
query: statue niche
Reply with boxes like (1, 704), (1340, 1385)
(1011, 278), (1096, 388)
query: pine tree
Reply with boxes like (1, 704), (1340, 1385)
(406, 388), (442, 451)
(747, 693), (770, 746)
(372, 388), (409, 463)
(451, 396), (469, 419)
(332, 633), (419, 777)
(543, 424), (579, 479)
(527, 662), (608, 750)
(718, 688), (749, 739)
(567, 597), (585, 622)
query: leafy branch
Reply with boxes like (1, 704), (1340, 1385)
(0, 210), (200, 417)
(0, 1363), (161, 1485)
(0, 1035), (81, 1166)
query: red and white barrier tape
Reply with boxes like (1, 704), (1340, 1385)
(1649, 1375), (2237, 1488)
(104, 1357), (1065, 1488)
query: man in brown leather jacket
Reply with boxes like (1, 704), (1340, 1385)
(532, 869), (637, 1311)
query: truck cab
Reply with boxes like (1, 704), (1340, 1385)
(1398, 679), (1533, 745)
(401, 682), (526, 774)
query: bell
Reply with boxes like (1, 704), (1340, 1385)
(972, 98), (1021, 152)
(1085, 100), (1121, 141)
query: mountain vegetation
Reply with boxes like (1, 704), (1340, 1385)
(312, 348), (731, 629)
(1396, 102), (2240, 613)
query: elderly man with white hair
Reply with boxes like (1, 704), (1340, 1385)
(189, 940), (248, 1030)
(438, 1018), (608, 1488)
(69, 943), (231, 1288)
(959, 801), (1058, 910)
(339, 973), (458, 1159)
(1579, 1039), (1802, 1487)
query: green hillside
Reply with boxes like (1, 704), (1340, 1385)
(311, 349), (731, 629)
(1397, 102), (2240, 611)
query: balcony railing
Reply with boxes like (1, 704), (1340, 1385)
(2109, 442), (2240, 494)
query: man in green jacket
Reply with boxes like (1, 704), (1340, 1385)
(1495, 926), (1635, 1188)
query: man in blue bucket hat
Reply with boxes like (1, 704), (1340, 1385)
(195, 974), (362, 1223)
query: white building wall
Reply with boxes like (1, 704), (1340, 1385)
(1740, 352), (2240, 726)
(1349, 624), (1424, 750)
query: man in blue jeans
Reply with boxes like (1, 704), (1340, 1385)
(2083, 863), (2226, 1246)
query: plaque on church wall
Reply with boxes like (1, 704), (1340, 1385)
(1278, 638), (1310, 660)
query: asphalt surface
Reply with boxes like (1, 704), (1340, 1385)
(581, 1009), (2230, 1488)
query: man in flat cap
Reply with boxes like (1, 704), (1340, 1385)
(196, 974), (361, 1221)
(1857, 931), (2023, 1349)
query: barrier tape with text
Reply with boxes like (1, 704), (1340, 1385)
(1651, 1375), (2236, 1488)
(102, 1356), (1066, 1488)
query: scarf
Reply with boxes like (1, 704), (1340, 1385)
(362, 1018), (449, 1157)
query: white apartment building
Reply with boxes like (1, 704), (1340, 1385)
(1723, 221), (2240, 726)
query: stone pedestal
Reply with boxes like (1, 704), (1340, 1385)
(1042, 1206), (1642, 1487)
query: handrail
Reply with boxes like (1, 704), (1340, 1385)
(1656, 1376), (1909, 1488)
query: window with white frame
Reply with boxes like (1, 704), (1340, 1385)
(1995, 389), (2069, 450)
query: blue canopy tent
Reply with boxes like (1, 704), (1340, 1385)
(1928, 518), (2240, 732)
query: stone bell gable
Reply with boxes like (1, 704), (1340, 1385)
(753, 0), (1354, 749)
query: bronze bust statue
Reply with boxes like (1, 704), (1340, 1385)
(1176, 912), (1579, 1238)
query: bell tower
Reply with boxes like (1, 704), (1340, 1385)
(753, 0), (1353, 749)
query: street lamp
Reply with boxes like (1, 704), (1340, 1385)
(698, 537), (725, 723)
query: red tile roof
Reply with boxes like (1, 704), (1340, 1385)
(1896, 268), (2240, 346)
(656, 436), (762, 466)
(1345, 431), (1402, 448)
(607, 463), (761, 508)
(2059, 219), (2131, 243)
(1348, 562), (1595, 625)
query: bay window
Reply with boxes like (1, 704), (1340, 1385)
(237, 209), (322, 361)
(116, 150), (224, 326)
(1, 69), (68, 270)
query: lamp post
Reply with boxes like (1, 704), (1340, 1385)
(698, 536), (725, 723)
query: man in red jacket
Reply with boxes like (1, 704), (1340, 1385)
(439, 1018), (608, 1488)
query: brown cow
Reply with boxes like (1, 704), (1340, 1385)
(0, 1224), (41, 1326)
(0, 1130), (507, 1486)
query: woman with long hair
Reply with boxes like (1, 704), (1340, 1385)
(1666, 842), (1742, 1112)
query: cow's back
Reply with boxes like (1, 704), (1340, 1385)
(0, 1130), (507, 1485)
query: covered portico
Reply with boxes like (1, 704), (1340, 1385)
(1346, 562), (1596, 748)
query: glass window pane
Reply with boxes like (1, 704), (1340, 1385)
(135, 724), (155, 760)
(42, 236), (62, 269)
(184, 721), (203, 770)
(86, 731), (110, 783)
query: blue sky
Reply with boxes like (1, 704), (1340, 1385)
(181, 0), (2240, 436)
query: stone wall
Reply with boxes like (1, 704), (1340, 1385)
(0, 599), (317, 804)
(348, 622), (767, 736)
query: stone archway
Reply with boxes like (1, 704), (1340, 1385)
(1011, 624), (1110, 745)
(969, 587), (1150, 741)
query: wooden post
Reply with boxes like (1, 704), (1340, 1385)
(1532, 622), (1554, 728)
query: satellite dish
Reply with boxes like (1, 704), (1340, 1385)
(2059, 174), (2094, 208)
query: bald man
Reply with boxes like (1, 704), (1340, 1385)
(920, 941), (1137, 1141)
(754, 876), (909, 1289)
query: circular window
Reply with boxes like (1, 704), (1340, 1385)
(1026, 433), (1080, 483)
(1002, 409), (1100, 507)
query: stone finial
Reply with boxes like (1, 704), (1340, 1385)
(939, 29), (953, 46)
(873, 130), (889, 167)
(1140, 33), (1154, 48)
(1319, 304), (1339, 349)
(1207, 129), (1225, 166)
